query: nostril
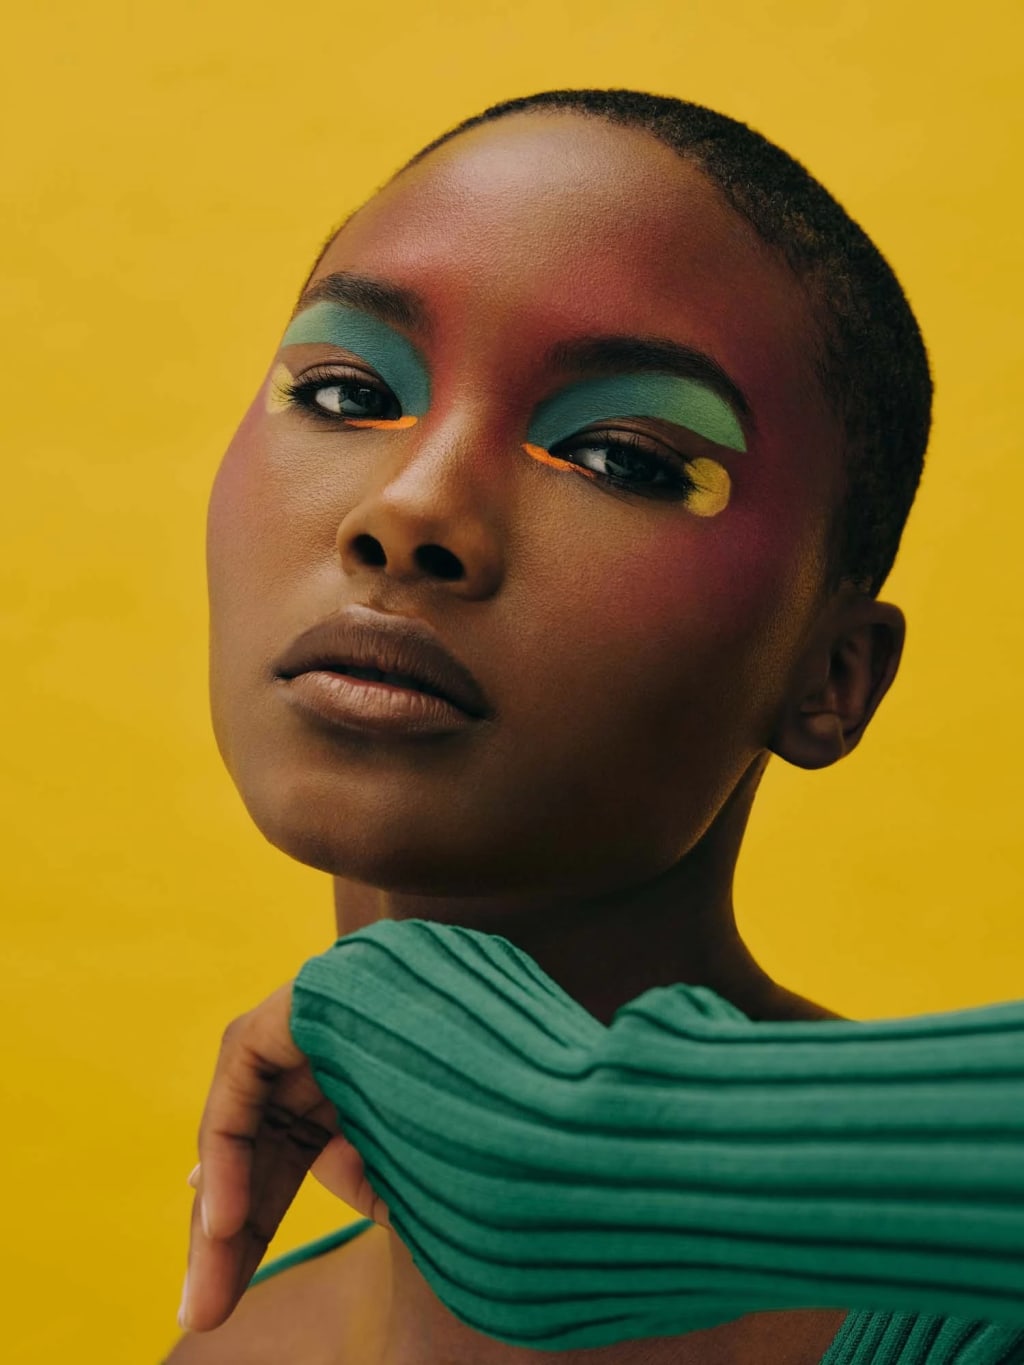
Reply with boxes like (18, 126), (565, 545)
(352, 533), (387, 567)
(416, 544), (463, 580)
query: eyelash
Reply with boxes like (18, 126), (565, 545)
(279, 368), (699, 500)
(552, 430), (698, 500)
(279, 366), (401, 422)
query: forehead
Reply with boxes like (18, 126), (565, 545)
(331, 115), (800, 326)
(307, 113), (839, 486)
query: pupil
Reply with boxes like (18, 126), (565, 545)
(608, 446), (655, 480)
(341, 384), (381, 416)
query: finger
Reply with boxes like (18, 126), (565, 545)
(227, 1097), (339, 1307)
(182, 1167), (266, 1333)
(188, 1106), (339, 1330)
(310, 1134), (392, 1231)
(188, 1071), (340, 1329)
(196, 983), (304, 1240)
(357, 1170), (393, 1233)
(241, 1089), (339, 1262)
(184, 1102), (315, 1330)
(309, 1133), (366, 1206)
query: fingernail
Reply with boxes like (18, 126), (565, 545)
(201, 1196), (212, 1239)
(187, 1163), (201, 1188)
(177, 1269), (191, 1331)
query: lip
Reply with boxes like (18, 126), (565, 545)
(272, 605), (493, 724)
(279, 669), (479, 737)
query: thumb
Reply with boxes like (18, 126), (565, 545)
(309, 1133), (392, 1230)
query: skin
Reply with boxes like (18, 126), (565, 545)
(201, 110), (905, 1363)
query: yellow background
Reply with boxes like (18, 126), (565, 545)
(2, 1), (1021, 1359)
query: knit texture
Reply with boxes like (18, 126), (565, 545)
(279, 918), (1024, 1360)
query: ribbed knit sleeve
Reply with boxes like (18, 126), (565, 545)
(288, 917), (1024, 1353)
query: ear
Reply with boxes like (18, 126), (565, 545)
(770, 593), (905, 770)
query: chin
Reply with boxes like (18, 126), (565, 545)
(231, 765), (500, 892)
(230, 765), (629, 901)
(219, 718), (690, 903)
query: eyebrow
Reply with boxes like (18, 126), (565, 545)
(293, 271), (432, 337)
(543, 335), (752, 430)
(293, 272), (752, 430)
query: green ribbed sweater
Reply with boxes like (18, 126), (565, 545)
(257, 918), (1024, 1363)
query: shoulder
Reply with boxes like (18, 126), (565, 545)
(163, 1222), (389, 1365)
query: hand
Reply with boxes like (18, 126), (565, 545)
(180, 980), (390, 1334)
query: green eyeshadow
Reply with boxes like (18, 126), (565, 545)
(527, 373), (746, 453)
(280, 301), (431, 416)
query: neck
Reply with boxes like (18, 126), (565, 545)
(331, 756), (782, 1363)
(376, 1228), (712, 1365)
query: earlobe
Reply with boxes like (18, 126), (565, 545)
(789, 706), (847, 768)
(770, 596), (906, 771)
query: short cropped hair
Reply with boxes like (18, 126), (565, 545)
(304, 89), (933, 597)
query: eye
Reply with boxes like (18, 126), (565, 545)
(281, 366), (403, 423)
(550, 429), (698, 500)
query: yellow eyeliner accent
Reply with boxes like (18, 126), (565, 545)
(346, 415), (418, 429)
(687, 457), (731, 517)
(522, 443), (598, 480)
(265, 362), (294, 415)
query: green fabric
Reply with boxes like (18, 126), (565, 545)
(284, 917), (1024, 1361)
(247, 1216), (375, 1289)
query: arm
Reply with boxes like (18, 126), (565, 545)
(291, 917), (1024, 1351)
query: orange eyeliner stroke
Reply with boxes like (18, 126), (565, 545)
(522, 442), (599, 480)
(346, 415), (419, 429)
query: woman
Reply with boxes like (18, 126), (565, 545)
(169, 90), (1024, 1363)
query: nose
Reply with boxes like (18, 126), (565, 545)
(335, 427), (505, 600)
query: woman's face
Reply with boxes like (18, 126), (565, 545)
(207, 112), (843, 901)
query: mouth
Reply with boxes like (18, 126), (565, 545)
(272, 606), (493, 721)
(317, 663), (452, 701)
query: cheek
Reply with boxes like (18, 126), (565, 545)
(495, 508), (812, 876)
(206, 406), (262, 757)
(207, 397), (265, 586)
(206, 398), (305, 712)
(600, 517), (786, 655)
(564, 504), (821, 738)
(207, 395), (316, 607)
